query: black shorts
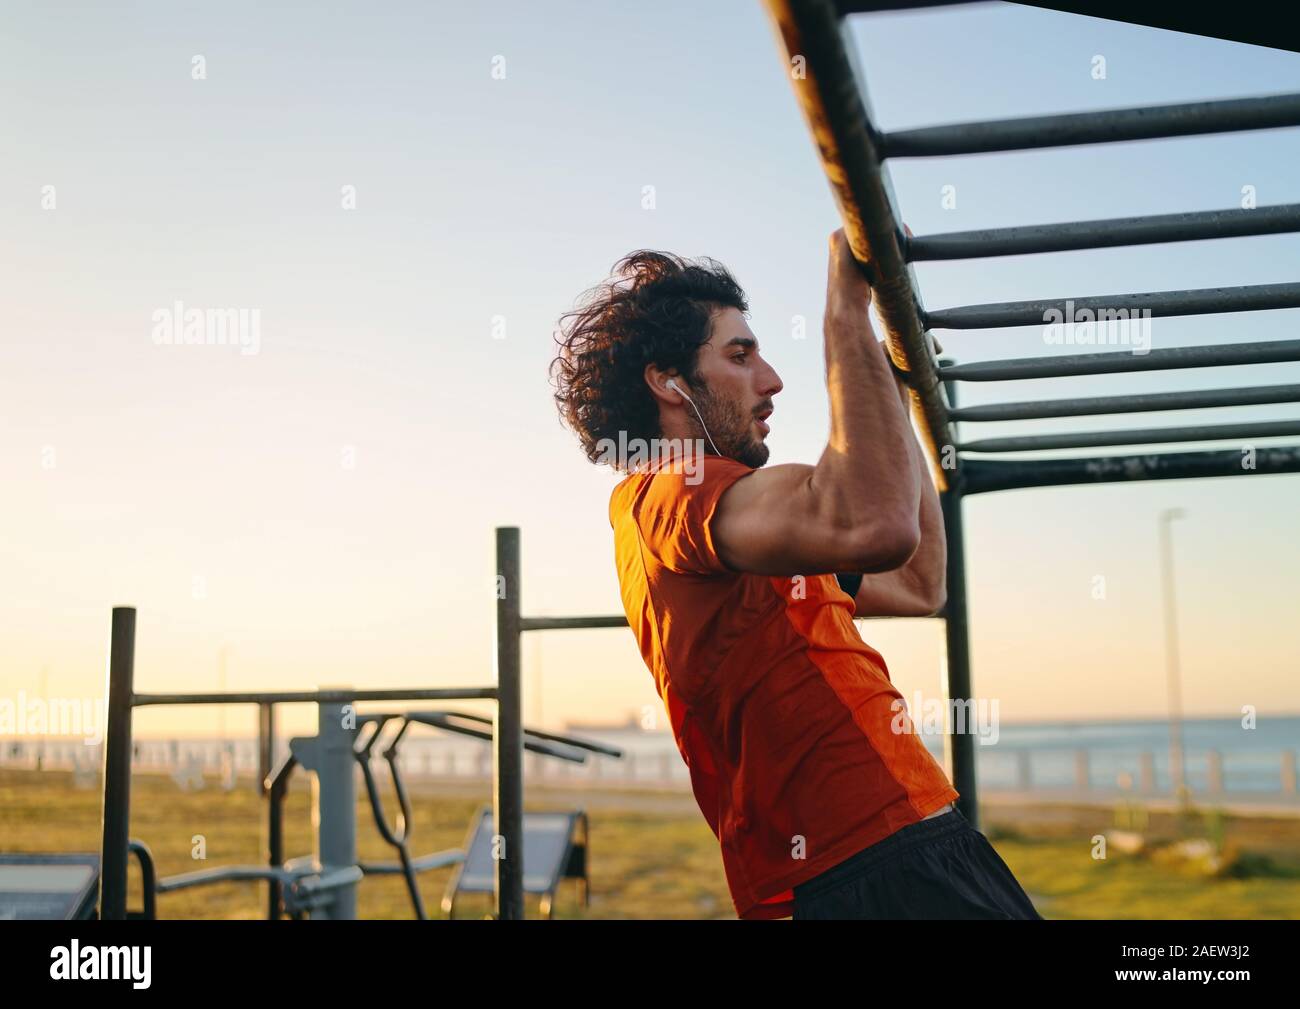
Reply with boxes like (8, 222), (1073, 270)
(792, 807), (1043, 920)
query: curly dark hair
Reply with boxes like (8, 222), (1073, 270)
(550, 250), (749, 468)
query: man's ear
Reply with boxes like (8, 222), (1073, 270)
(645, 363), (684, 405)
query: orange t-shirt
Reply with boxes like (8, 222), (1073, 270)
(609, 452), (959, 920)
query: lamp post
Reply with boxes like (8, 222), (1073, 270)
(1158, 507), (1189, 808)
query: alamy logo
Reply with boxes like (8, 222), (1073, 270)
(49, 941), (151, 989)
(0, 691), (104, 744)
(1043, 299), (1151, 354)
(151, 300), (261, 356)
(592, 434), (708, 484)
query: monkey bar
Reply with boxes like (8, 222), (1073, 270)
(764, 0), (1300, 825)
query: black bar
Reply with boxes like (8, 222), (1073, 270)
(257, 702), (274, 799)
(131, 687), (498, 706)
(521, 615), (628, 631)
(99, 606), (135, 921)
(406, 709), (624, 758)
(880, 92), (1300, 158)
(940, 488), (979, 826)
(938, 339), (1300, 382)
(265, 753), (296, 920)
(925, 282), (1300, 330)
(128, 840), (156, 921)
(949, 383), (1300, 422)
(835, 0), (978, 12)
(908, 205), (1300, 260)
(964, 445), (1300, 494)
(763, 0), (956, 481)
(959, 420), (1300, 453)
(495, 527), (525, 921)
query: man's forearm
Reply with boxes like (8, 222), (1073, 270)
(888, 363), (947, 597)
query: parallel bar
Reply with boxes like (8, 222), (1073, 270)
(494, 527), (525, 921)
(880, 92), (1300, 158)
(963, 445), (1300, 494)
(99, 606), (136, 921)
(764, 0), (956, 484)
(938, 340), (1300, 382)
(132, 687), (498, 706)
(959, 420), (1300, 453)
(521, 615), (628, 631)
(926, 282), (1300, 330)
(908, 205), (1300, 260)
(949, 384), (1300, 422)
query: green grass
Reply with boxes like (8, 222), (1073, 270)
(3, 768), (1298, 919)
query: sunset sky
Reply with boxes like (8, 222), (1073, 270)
(2, 1), (1298, 742)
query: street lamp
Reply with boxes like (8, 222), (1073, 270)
(1158, 507), (1189, 809)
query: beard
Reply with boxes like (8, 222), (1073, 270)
(687, 378), (770, 469)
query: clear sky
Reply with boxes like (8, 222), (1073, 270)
(2, 1), (1297, 742)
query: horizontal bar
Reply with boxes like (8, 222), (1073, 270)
(880, 92), (1300, 158)
(908, 205), (1300, 261)
(958, 419), (1300, 453)
(403, 711), (592, 762)
(405, 709), (625, 757)
(359, 849), (465, 876)
(521, 615), (628, 631)
(835, 1), (978, 13)
(963, 445), (1300, 494)
(926, 282), (1300, 330)
(949, 384), (1300, 422)
(158, 865), (294, 892)
(132, 687), (498, 707)
(939, 339), (1300, 382)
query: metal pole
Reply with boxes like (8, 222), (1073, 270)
(963, 445), (1300, 494)
(940, 488), (978, 827)
(957, 419), (1300, 454)
(763, 0), (956, 485)
(314, 696), (357, 919)
(938, 339), (1300, 382)
(908, 204), (1300, 260)
(260, 701), (278, 919)
(880, 91), (1300, 158)
(257, 702), (274, 798)
(99, 606), (135, 921)
(926, 282), (1300, 330)
(494, 527), (525, 920)
(132, 686), (497, 707)
(936, 361), (978, 826)
(1158, 509), (1189, 807)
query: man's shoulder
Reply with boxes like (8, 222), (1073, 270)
(610, 454), (753, 520)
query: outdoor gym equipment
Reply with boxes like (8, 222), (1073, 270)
(95, 606), (622, 921)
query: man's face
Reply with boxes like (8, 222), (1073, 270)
(685, 307), (783, 468)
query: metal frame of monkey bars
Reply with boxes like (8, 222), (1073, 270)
(764, 0), (1300, 826)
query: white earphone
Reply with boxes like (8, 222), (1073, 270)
(666, 378), (721, 457)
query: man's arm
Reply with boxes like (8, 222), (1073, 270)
(845, 366), (947, 617)
(711, 229), (922, 577)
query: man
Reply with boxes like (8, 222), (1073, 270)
(550, 229), (1041, 920)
